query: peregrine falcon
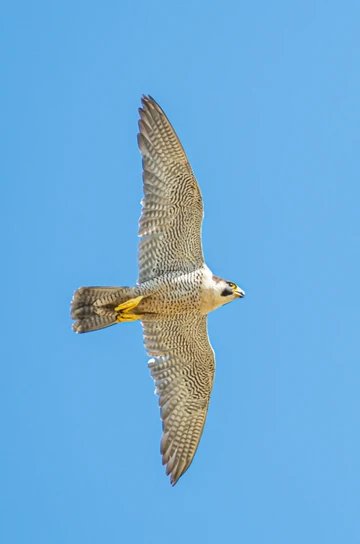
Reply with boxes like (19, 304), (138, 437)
(71, 95), (245, 485)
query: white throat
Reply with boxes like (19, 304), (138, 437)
(199, 265), (229, 315)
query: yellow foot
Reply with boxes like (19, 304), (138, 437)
(115, 296), (144, 323)
(114, 296), (143, 313)
(116, 312), (143, 323)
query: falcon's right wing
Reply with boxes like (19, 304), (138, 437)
(137, 96), (205, 283)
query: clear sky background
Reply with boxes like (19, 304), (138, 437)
(2, 1), (360, 543)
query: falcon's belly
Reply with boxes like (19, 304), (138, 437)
(136, 264), (225, 318)
(137, 269), (203, 317)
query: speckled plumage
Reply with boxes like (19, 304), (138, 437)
(71, 96), (245, 485)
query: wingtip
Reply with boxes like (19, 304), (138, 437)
(140, 94), (163, 115)
(141, 94), (151, 106)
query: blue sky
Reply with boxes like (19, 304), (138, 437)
(2, 0), (360, 542)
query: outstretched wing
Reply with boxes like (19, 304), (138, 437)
(137, 95), (204, 284)
(142, 312), (215, 485)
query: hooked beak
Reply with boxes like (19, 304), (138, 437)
(234, 287), (245, 299)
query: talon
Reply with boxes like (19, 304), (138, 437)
(115, 295), (144, 313)
(116, 311), (143, 323)
(115, 296), (144, 323)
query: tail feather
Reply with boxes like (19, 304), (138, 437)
(71, 286), (134, 333)
(72, 314), (118, 334)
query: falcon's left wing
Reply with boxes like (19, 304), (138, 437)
(142, 312), (215, 485)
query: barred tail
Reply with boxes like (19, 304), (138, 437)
(71, 286), (135, 333)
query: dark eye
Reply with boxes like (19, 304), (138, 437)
(228, 282), (236, 289)
(221, 287), (234, 297)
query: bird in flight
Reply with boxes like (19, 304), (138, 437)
(71, 95), (245, 485)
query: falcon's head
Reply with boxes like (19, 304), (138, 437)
(209, 274), (245, 308)
(220, 280), (245, 301)
(201, 272), (245, 314)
